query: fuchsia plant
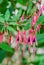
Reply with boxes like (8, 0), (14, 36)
(0, 6), (42, 53)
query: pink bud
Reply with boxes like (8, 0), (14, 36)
(29, 28), (33, 34)
(8, 35), (12, 45)
(0, 32), (3, 43)
(39, 4), (44, 15)
(37, 24), (41, 32)
(32, 12), (38, 26)
(22, 31), (27, 44)
(21, 14), (24, 21)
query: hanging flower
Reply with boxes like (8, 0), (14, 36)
(28, 29), (33, 45)
(32, 12), (38, 26)
(32, 35), (36, 43)
(0, 32), (3, 43)
(16, 30), (22, 44)
(22, 31), (27, 44)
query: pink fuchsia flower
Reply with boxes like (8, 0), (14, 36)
(32, 29), (38, 46)
(28, 29), (33, 45)
(0, 32), (3, 43)
(32, 12), (38, 26)
(37, 24), (41, 32)
(28, 28), (37, 45)
(8, 35), (12, 45)
(32, 34), (36, 43)
(16, 30), (22, 44)
(22, 31), (27, 44)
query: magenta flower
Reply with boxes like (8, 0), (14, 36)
(28, 29), (33, 45)
(39, 4), (44, 15)
(32, 12), (38, 26)
(22, 31), (27, 44)
(28, 28), (37, 45)
(21, 14), (24, 21)
(0, 32), (3, 43)
(16, 30), (22, 44)
(32, 35), (36, 43)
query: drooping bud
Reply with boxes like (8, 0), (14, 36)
(22, 31), (27, 44)
(37, 24), (41, 32)
(0, 32), (3, 43)
(32, 12), (38, 26)
(8, 35), (12, 45)
(20, 14), (24, 21)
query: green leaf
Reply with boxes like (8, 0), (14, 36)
(5, 9), (10, 21)
(0, 17), (5, 23)
(0, 50), (7, 63)
(12, 8), (22, 22)
(24, 18), (31, 30)
(37, 33), (44, 44)
(17, 8), (22, 20)
(0, 42), (14, 53)
(9, 22), (17, 25)
(24, 22), (31, 30)
(7, 26), (15, 32)
(27, 0), (33, 14)
(37, 15), (44, 25)
(0, 0), (3, 4)
(17, 0), (29, 5)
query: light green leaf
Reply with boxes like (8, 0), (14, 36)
(12, 8), (22, 22)
(9, 22), (17, 25)
(0, 17), (5, 23)
(0, 0), (3, 4)
(5, 9), (10, 21)
(27, 0), (33, 14)
(7, 26), (15, 32)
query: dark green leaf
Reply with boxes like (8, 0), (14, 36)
(37, 33), (44, 44)
(0, 42), (14, 53)
(24, 23), (31, 30)
(37, 15), (44, 25)
(0, 50), (7, 63)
